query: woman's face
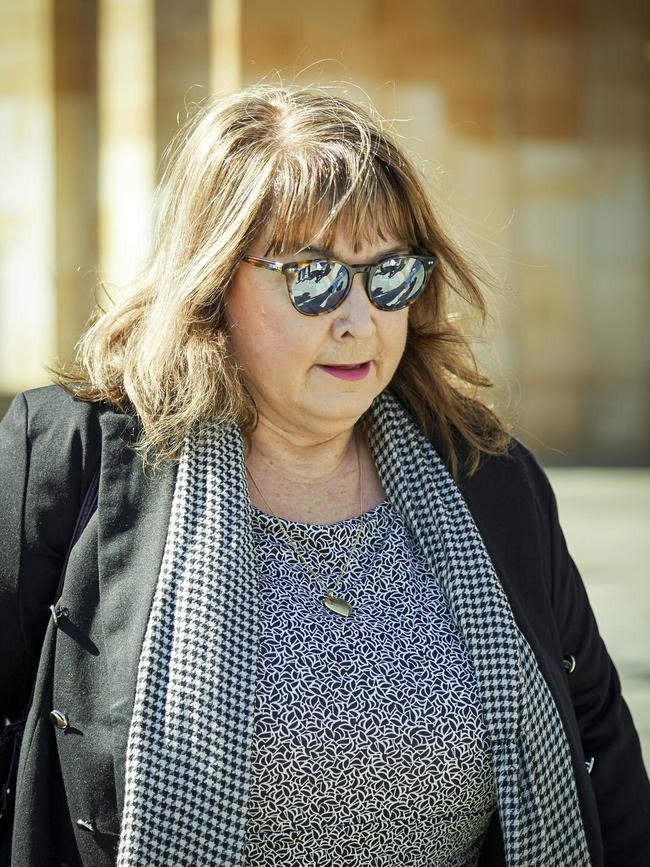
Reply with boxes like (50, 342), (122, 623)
(226, 224), (410, 439)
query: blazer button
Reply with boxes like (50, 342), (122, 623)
(76, 818), (95, 834)
(49, 604), (69, 626)
(585, 756), (595, 774)
(49, 709), (69, 730)
(563, 654), (576, 673)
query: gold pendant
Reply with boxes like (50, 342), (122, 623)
(323, 593), (353, 618)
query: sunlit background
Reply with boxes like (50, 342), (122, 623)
(1, 0), (648, 757)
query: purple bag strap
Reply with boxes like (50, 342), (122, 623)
(54, 463), (101, 603)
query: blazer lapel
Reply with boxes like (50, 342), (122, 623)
(96, 410), (177, 816)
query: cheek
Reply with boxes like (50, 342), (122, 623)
(381, 312), (409, 361)
(230, 313), (284, 371)
(227, 275), (273, 354)
(226, 279), (309, 374)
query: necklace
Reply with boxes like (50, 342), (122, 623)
(246, 431), (364, 618)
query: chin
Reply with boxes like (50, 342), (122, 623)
(307, 390), (377, 425)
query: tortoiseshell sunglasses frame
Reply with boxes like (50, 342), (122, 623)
(242, 254), (439, 316)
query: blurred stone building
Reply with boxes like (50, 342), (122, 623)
(1, 0), (648, 464)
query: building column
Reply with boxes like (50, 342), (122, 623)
(98, 0), (156, 296)
(0, 0), (56, 395)
(210, 0), (242, 94)
(54, 0), (99, 365)
(155, 0), (211, 172)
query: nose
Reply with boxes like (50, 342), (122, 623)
(331, 272), (375, 339)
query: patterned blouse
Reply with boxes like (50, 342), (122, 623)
(242, 498), (497, 866)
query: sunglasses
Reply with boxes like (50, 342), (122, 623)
(242, 253), (438, 316)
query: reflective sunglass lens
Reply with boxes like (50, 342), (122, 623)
(289, 260), (349, 315)
(370, 257), (427, 309)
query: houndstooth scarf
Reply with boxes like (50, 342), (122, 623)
(116, 389), (591, 866)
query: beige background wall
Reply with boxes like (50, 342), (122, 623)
(1, 0), (648, 464)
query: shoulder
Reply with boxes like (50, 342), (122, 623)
(1, 384), (136, 484)
(449, 434), (557, 540)
(7, 382), (134, 438)
(18, 383), (107, 433)
(440, 428), (554, 511)
(406, 388), (553, 512)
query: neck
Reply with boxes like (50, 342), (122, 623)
(245, 416), (359, 486)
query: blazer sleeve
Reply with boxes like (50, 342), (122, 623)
(537, 463), (650, 864)
(0, 387), (101, 720)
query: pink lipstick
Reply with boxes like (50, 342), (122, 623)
(317, 361), (371, 380)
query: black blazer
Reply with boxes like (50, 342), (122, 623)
(1, 384), (649, 866)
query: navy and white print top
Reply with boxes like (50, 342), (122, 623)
(243, 498), (497, 867)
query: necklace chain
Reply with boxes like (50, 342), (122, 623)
(246, 431), (365, 600)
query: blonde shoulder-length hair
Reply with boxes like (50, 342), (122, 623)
(52, 84), (512, 481)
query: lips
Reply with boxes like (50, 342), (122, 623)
(323, 362), (368, 369)
(317, 361), (371, 381)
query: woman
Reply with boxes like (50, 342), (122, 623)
(1, 85), (648, 867)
